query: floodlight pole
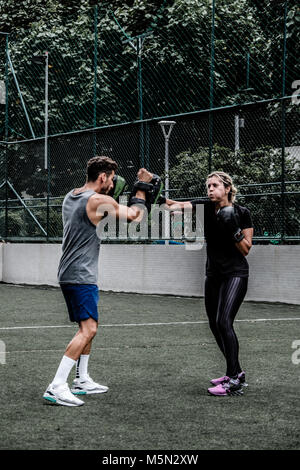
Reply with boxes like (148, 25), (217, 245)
(234, 114), (245, 156)
(234, 115), (240, 155)
(246, 53), (250, 90)
(159, 121), (176, 241)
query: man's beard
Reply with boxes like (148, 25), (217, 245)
(99, 186), (110, 195)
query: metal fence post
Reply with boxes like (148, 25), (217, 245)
(159, 120), (176, 242)
(281, 0), (288, 241)
(137, 37), (144, 167)
(45, 52), (49, 170)
(45, 52), (50, 240)
(4, 33), (9, 240)
(208, 0), (216, 173)
(93, 5), (98, 157)
(121, 32), (150, 168)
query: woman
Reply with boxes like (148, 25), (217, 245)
(160, 171), (254, 396)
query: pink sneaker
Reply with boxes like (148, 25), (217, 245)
(210, 375), (230, 386)
(208, 377), (244, 396)
(210, 371), (247, 387)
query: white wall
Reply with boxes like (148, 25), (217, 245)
(0, 243), (2, 282)
(0, 243), (299, 304)
(1, 243), (61, 287)
(98, 244), (206, 297)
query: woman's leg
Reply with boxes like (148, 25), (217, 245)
(216, 277), (248, 378)
(205, 276), (226, 356)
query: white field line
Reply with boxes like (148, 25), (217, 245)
(2, 318), (300, 355)
(0, 317), (300, 331)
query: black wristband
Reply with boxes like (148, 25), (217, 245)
(128, 197), (146, 208)
(157, 195), (166, 205)
(233, 230), (245, 243)
(133, 181), (153, 192)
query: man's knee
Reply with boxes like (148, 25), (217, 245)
(81, 318), (98, 341)
(89, 322), (98, 339)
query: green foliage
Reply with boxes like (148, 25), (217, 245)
(0, 0), (298, 138)
(168, 144), (300, 238)
(169, 145), (298, 197)
(0, 198), (63, 238)
(0, 0), (298, 240)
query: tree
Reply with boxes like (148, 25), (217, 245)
(168, 144), (300, 239)
(2, 0), (297, 140)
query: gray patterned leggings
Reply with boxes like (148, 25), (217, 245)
(205, 276), (248, 378)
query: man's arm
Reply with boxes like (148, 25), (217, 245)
(87, 194), (146, 226)
(116, 188), (147, 222)
(87, 168), (153, 225)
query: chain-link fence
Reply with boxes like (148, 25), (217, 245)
(0, 97), (299, 242)
(0, 1), (299, 139)
(0, 2), (299, 242)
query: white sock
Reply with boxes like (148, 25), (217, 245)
(76, 354), (90, 380)
(52, 355), (76, 387)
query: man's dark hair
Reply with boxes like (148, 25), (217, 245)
(86, 156), (118, 182)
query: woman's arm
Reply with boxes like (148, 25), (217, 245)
(161, 197), (193, 211)
(235, 228), (253, 256)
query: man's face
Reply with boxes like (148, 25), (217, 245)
(99, 171), (115, 194)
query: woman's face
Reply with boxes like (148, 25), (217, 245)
(206, 176), (230, 203)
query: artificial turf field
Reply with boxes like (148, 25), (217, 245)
(0, 283), (299, 451)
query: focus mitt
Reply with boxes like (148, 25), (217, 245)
(129, 174), (163, 217)
(217, 206), (244, 242)
(108, 175), (128, 201)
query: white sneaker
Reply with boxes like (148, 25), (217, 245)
(43, 382), (85, 407)
(71, 375), (109, 395)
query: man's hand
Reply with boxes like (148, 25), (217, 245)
(129, 170), (163, 217)
(137, 168), (153, 183)
(129, 168), (153, 208)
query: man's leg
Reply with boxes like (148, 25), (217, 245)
(69, 319), (109, 395)
(50, 318), (97, 386)
(43, 319), (98, 406)
(65, 318), (97, 361)
(75, 340), (92, 380)
(44, 285), (108, 405)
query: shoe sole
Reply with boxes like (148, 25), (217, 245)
(43, 393), (84, 406)
(208, 389), (244, 397)
(71, 388), (108, 395)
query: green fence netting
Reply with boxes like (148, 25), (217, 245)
(0, 1), (299, 242)
(0, 97), (299, 241)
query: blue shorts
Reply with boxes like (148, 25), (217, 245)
(60, 284), (99, 323)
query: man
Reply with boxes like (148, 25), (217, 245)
(43, 156), (153, 406)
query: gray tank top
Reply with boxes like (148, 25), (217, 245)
(58, 189), (100, 285)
